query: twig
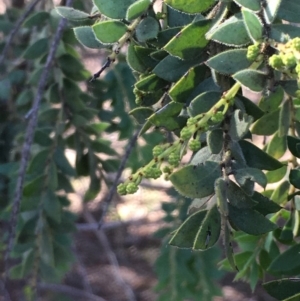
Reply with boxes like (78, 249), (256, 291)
(0, 0), (43, 67)
(89, 57), (113, 82)
(38, 283), (107, 301)
(72, 245), (93, 294)
(0, 278), (12, 301)
(83, 209), (137, 301)
(98, 128), (140, 228)
(4, 0), (73, 280)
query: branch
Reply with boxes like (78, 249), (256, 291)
(38, 283), (107, 301)
(4, 0), (74, 279)
(0, 0), (43, 66)
(89, 57), (112, 82)
(83, 209), (137, 301)
(97, 128), (140, 228)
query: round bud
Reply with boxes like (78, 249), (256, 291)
(187, 117), (198, 126)
(189, 139), (201, 152)
(152, 167), (162, 179)
(269, 55), (284, 70)
(282, 53), (297, 68)
(246, 44), (260, 61)
(117, 183), (127, 195)
(152, 145), (164, 157)
(126, 182), (139, 194)
(168, 152), (180, 167)
(211, 111), (224, 123)
(292, 37), (300, 51)
(180, 127), (192, 140)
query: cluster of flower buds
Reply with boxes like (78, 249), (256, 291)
(117, 106), (226, 195)
(269, 37), (300, 72)
(246, 43), (261, 61)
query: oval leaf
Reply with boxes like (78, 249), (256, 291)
(233, 70), (267, 92)
(242, 8), (263, 42)
(136, 16), (159, 42)
(228, 203), (277, 235)
(170, 161), (222, 199)
(93, 0), (135, 19)
(93, 20), (127, 44)
(206, 49), (251, 75)
(165, 0), (215, 14)
(74, 26), (106, 49)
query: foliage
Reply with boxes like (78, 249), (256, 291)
(2, 0), (300, 300)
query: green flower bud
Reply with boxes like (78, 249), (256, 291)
(282, 53), (297, 68)
(143, 166), (154, 179)
(269, 54), (284, 70)
(168, 152), (180, 167)
(152, 167), (162, 179)
(211, 111), (224, 123)
(152, 145), (164, 157)
(187, 117), (198, 126)
(117, 183), (127, 195)
(162, 166), (173, 174)
(247, 44), (260, 61)
(189, 139), (201, 152)
(292, 37), (300, 51)
(126, 182), (139, 194)
(180, 127), (192, 140)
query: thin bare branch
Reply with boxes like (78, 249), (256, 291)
(98, 128), (140, 228)
(0, 0), (43, 67)
(83, 209), (137, 301)
(38, 283), (107, 301)
(4, 0), (74, 279)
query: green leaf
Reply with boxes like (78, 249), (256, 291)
(23, 175), (45, 197)
(188, 91), (222, 117)
(194, 205), (221, 250)
(265, 166), (287, 184)
(233, 70), (267, 92)
(84, 175), (101, 202)
(263, 0), (282, 23)
(136, 16), (159, 42)
(127, 43), (147, 73)
(263, 279), (300, 301)
(166, 5), (196, 27)
(129, 107), (154, 124)
(153, 54), (204, 82)
(252, 192), (282, 216)
(277, 0), (300, 23)
(251, 109), (280, 135)
(164, 19), (211, 60)
(229, 110), (253, 141)
(290, 169), (300, 190)
(126, 0), (151, 20)
(93, 0), (135, 19)
(279, 100), (291, 137)
(206, 49), (251, 75)
(268, 244), (300, 276)
(93, 20), (127, 44)
(242, 9), (263, 42)
(207, 129), (223, 154)
(235, 95), (264, 121)
(165, 0), (215, 14)
(259, 85), (284, 112)
(44, 190), (61, 223)
(169, 161), (222, 199)
(54, 148), (76, 177)
(270, 24), (300, 43)
(135, 74), (167, 92)
(74, 26), (106, 49)
(270, 180), (290, 205)
(147, 101), (184, 130)
(266, 131), (287, 159)
(279, 80), (298, 98)
(233, 0), (261, 12)
(234, 167), (267, 189)
(227, 180), (257, 209)
(55, 6), (90, 20)
(228, 204), (277, 235)
(23, 11), (50, 27)
(28, 149), (50, 175)
(208, 16), (251, 46)
(169, 209), (208, 248)
(239, 140), (283, 170)
(287, 136), (300, 158)
(23, 38), (48, 60)
(40, 225), (55, 266)
(169, 65), (207, 102)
